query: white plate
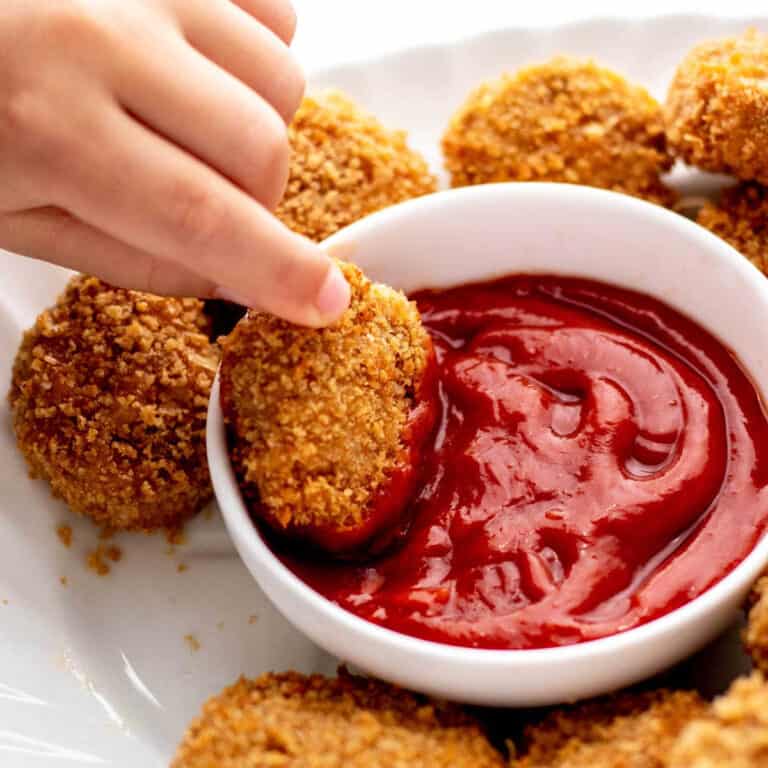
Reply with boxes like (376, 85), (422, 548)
(0, 14), (763, 766)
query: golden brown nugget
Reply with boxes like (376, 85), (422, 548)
(443, 57), (673, 204)
(276, 91), (437, 242)
(697, 182), (768, 274)
(668, 673), (768, 767)
(666, 29), (768, 183)
(509, 689), (706, 767)
(220, 260), (435, 555)
(9, 276), (218, 531)
(744, 572), (768, 674)
(172, 669), (504, 768)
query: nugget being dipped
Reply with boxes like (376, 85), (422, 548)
(511, 689), (706, 767)
(9, 276), (218, 531)
(698, 182), (768, 274)
(668, 673), (768, 767)
(220, 260), (436, 555)
(665, 29), (768, 183)
(443, 57), (673, 204)
(172, 669), (504, 768)
(276, 91), (438, 243)
(744, 572), (768, 674)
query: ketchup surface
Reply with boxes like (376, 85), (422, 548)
(275, 276), (768, 650)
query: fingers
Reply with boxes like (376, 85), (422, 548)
(48, 106), (349, 327)
(181, 0), (304, 122)
(0, 207), (215, 297)
(114, 37), (289, 209)
(225, 0), (297, 45)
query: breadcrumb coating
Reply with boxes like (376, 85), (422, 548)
(744, 572), (768, 674)
(443, 57), (674, 204)
(668, 673), (768, 767)
(510, 689), (706, 767)
(9, 276), (218, 531)
(697, 182), (768, 273)
(220, 260), (433, 553)
(276, 91), (438, 242)
(171, 669), (504, 768)
(665, 29), (768, 182)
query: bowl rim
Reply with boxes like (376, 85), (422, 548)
(208, 182), (768, 666)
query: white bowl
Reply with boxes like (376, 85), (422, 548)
(207, 183), (768, 706)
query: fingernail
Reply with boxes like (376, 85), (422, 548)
(314, 262), (350, 322)
(213, 286), (252, 308)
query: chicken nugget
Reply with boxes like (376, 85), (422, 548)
(744, 572), (768, 674)
(509, 689), (706, 767)
(9, 276), (218, 531)
(172, 668), (504, 768)
(665, 29), (768, 183)
(276, 91), (438, 243)
(220, 260), (436, 555)
(668, 672), (768, 767)
(697, 182), (768, 273)
(442, 57), (674, 204)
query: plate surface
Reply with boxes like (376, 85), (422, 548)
(0, 14), (763, 766)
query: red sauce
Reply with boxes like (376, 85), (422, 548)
(273, 276), (768, 650)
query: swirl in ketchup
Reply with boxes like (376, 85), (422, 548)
(274, 275), (768, 650)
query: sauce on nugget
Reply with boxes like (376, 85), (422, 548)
(278, 275), (768, 649)
(221, 261), (437, 556)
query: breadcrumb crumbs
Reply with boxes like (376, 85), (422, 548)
(276, 91), (437, 242)
(248, 615), (258, 625)
(668, 673), (768, 767)
(9, 276), (219, 531)
(86, 548), (110, 577)
(184, 634), (201, 653)
(56, 524), (72, 548)
(171, 669), (504, 768)
(665, 29), (768, 183)
(443, 57), (674, 205)
(744, 572), (768, 674)
(59, 576), (68, 587)
(220, 260), (431, 546)
(85, 543), (122, 576)
(177, 563), (188, 573)
(511, 689), (706, 767)
(697, 182), (768, 274)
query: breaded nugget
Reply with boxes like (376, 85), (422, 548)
(665, 29), (768, 182)
(442, 57), (674, 204)
(276, 91), (438, 243)
(9, 276), (218, 531)
(744, 572), (768, 674)
(220, 260), (435, 555)
(697, 182), (768, 273)
(172, 669), (504, 768)
(510, 689), (706, 767)
(668, 673), (768, 767)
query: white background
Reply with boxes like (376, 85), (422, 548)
(292, 0), (768, 72)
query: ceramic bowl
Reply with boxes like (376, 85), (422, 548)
(207, 183), (768, 706)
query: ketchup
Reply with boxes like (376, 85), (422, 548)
(274, 276), (768, 650)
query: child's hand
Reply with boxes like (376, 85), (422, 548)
(0, 0), (350, 326)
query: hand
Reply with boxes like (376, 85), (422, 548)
(0, 0), (350, 327)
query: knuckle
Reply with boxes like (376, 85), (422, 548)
(167, 182), (227, 252)
(44, 1), (106, 48)
(0, 89), (62, 165)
